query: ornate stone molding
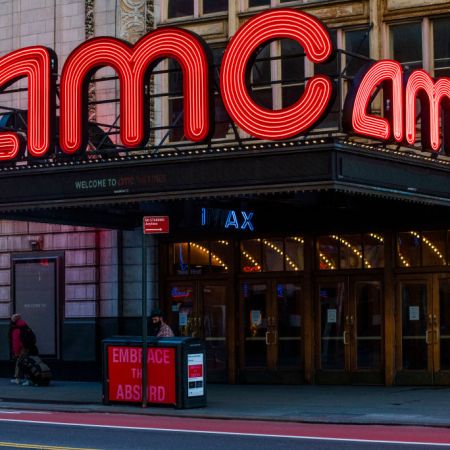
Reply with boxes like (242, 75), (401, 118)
(85, 0), (96, 122)
(120, 0), (154, 43)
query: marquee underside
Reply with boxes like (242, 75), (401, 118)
(1, 139), (449, 229)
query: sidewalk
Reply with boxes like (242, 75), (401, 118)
(1, 379), (450, 427)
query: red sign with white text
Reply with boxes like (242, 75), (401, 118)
(107, 346), (176, 404)
(143, 216), (169, 234)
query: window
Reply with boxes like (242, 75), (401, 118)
(433, 18), (450, 77)
(281, 39), (305, 108)
(391, 23), (422, 71)
(250, 43), (273, 109)
(244, 0), (331, 8)
(167, 46), (230, 142)
(167, 59), (184, 142)
(389, 18), (450, 151)
(317, 233), (384, 270)
(170, 241), (231, 275)
(240, 237), (304, 272)
(249, 0), (270, 6)
(344, 29), (370, 78)
(389, 18), (450, 77)
(168, 0), (193, 18)
(397, 231), (447, 268)
(166, 0), (227, 20)
(204, 0), (228, 14)
(211, 47), (232, 139)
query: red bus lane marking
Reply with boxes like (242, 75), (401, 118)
(0, 412), (449, 445)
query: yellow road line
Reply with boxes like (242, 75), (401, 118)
(0, 442), (98, 450)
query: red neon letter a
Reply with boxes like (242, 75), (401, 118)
(343, 60), (403, 142)
(60, 28), (210, 154)
(220, 9), (333, 140)
(0, 47), (56, 160)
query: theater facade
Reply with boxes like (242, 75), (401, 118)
(0, 0), (450, 386)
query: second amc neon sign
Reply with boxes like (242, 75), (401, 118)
(1, 8), (449, 161)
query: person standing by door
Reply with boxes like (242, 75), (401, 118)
(150, 309), (175, 337)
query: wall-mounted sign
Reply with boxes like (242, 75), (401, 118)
(143, 216), (169, 234)
(327, 308), (337, 324)
(201, 207), (254, 231)
(0, 8), (447, 162)
(409, 306), (420, 321)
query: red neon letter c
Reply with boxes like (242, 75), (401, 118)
(220, 8), (333, 140)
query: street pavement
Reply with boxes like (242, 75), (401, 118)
(0, 410), (449, 449)
(1, 379), (450, 427)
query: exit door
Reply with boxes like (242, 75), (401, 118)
(316, 277), (384, 384)
(396, 275), (450, 384)
(167, 281), (228, 382)
(239, 280), (303, 383)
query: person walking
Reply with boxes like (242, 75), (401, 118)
(9, 313), (38, 385)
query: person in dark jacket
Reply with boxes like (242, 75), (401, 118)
(150, 309), (174, 337)
(9, 313), (37, 385)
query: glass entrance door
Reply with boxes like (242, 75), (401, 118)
(316, 277), (383, 384)
(397, 275), (450, 384)
(240, 280), (303, 382)
(167, 281), (228, 381)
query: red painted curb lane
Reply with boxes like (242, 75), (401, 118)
(0, 411), (449, 444)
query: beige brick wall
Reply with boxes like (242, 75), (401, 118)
(0, 220), (120, 319)
(0, 1), (159, 321)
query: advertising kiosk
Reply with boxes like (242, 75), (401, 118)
(103, 336), (206, 409)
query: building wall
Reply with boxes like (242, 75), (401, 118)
(0, 1), (159, 376)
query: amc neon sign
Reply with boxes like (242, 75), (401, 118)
(0, 8), (448, 161)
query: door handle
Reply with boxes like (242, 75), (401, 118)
(426, 329), (432, 344)
(433, 329), (439, 344)
(343, 331), (350, 345)
(265, 331), (278, 346)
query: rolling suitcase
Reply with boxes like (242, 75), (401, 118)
(19, 355), (52, 386)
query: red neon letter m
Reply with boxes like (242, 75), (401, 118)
(405, 70), (450, 152)
(0, 47), (55, 160)
(60, 28), (210, 154)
